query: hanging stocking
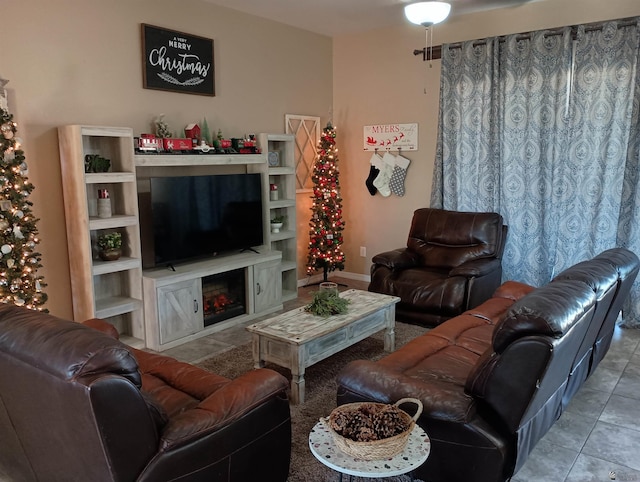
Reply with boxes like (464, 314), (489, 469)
(389, 154), (411, 196)
(373, 152), (396, 197)
(365, 152), (383, 195)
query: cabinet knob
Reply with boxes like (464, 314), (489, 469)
(256, 282), (262, 295)
(194, 299), (199, 313)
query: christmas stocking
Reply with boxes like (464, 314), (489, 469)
(373, 152), (396, 197)
(365, 153), (383, 196)
(389, 155), (411, 196)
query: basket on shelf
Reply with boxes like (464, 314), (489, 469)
(324, 398), (423, 460)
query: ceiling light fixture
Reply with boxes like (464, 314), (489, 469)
(404, 1), (451, 27)
(404, 2), (451, 94)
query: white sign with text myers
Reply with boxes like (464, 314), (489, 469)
(363, 123), (418, 151)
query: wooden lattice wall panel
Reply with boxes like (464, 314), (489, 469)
(285, 114), (320, 190)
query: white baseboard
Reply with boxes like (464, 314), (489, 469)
(297, 271), (370, 288)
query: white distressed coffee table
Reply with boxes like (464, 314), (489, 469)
(246, 289), (400, 404)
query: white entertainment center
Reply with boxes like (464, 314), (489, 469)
(58, 126), (297, 351)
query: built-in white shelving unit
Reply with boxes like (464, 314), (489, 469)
(59, 127), (297, 350)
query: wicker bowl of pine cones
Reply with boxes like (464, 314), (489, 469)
(325, 398), (423, 460)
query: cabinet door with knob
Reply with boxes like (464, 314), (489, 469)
(157, 278), (204, 345)
(254, 259), (282, 314)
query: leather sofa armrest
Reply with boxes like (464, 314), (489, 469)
(82, 318), (120, 340)
(372, 248), (420, 270)
(465, 339), (553, 432)
(158, 368), (289, 450)
(449, 257), (502, 278)
(493, 280), (535, 301)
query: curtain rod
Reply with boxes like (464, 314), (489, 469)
(413, 17), (638, 61)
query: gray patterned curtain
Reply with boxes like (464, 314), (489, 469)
(432, 19), (640, 326)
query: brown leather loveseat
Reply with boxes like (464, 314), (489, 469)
(337, 248), (639, 482)
(369, 208), (507, 327)
(0, 305), (291, 482)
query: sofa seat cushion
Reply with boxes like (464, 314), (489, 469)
(338, 286), (528, 426)
(382, 267), (468, 316)
(134, 350), (230, 418)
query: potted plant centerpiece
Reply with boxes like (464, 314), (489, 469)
(97, 232), (122, 261)
(270, 215), (286, 234)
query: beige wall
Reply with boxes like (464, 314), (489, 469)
(4, 0), (640, 318)
(3, 0), (333, 318)
(333, 0), (640, 278)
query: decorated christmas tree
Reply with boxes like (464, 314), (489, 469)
(0, 106), (48, 310)
(306, 122), (346, 281)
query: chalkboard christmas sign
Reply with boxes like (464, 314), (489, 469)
(141, 24), (215, 96)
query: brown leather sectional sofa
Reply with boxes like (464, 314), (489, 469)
(337, 248), (639, 482)
(0, 307), (291, 482)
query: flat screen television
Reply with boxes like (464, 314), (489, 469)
(140, 173), (264, 268)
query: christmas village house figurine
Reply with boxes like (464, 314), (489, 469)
(185, 123), (201, 144)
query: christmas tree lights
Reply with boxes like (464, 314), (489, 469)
(0, 108), (47, 310)
(306, 122), (345, 281)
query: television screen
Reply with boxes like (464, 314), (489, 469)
(142, 173), (264, 268)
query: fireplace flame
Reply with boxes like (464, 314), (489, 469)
(213, 293), (233, 313)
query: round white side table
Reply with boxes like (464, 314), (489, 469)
(309, 418), (430, 481)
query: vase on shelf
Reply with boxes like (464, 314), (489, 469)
(99, 248), (122, 262)
(97, 189), (112, 218)
(271, 222), (283, 234)
(270, 183), (279, 201)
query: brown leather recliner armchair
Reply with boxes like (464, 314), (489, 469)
(0, 304), (291, 482)
(368, 208), (507, 326)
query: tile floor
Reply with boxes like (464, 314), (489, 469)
(161, 277), (640, 482)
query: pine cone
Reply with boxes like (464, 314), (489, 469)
(330, 403), (411, 442)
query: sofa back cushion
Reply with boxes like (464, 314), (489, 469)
(407, 208), (504, 269)
(551, 253), (622, 404)
(0, 304), (141, 386)
(492, 279), (596, 353)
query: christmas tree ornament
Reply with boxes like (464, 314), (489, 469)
(1, 122), (14, 139)
(1, 244), (11, 254)
(389, 154), (411, 196)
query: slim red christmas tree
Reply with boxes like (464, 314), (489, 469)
(0, 107), (47, 310)
(306, 122), (345, 281)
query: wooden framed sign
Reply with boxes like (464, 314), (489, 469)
(363, 123), (418, 151)
(141, 24), (215, 96)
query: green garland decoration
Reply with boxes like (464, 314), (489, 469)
(304, 290), (350, 317)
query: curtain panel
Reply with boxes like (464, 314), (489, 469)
(432, 19), (640, 326)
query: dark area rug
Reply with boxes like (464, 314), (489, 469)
(196, 322), (428, 482)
